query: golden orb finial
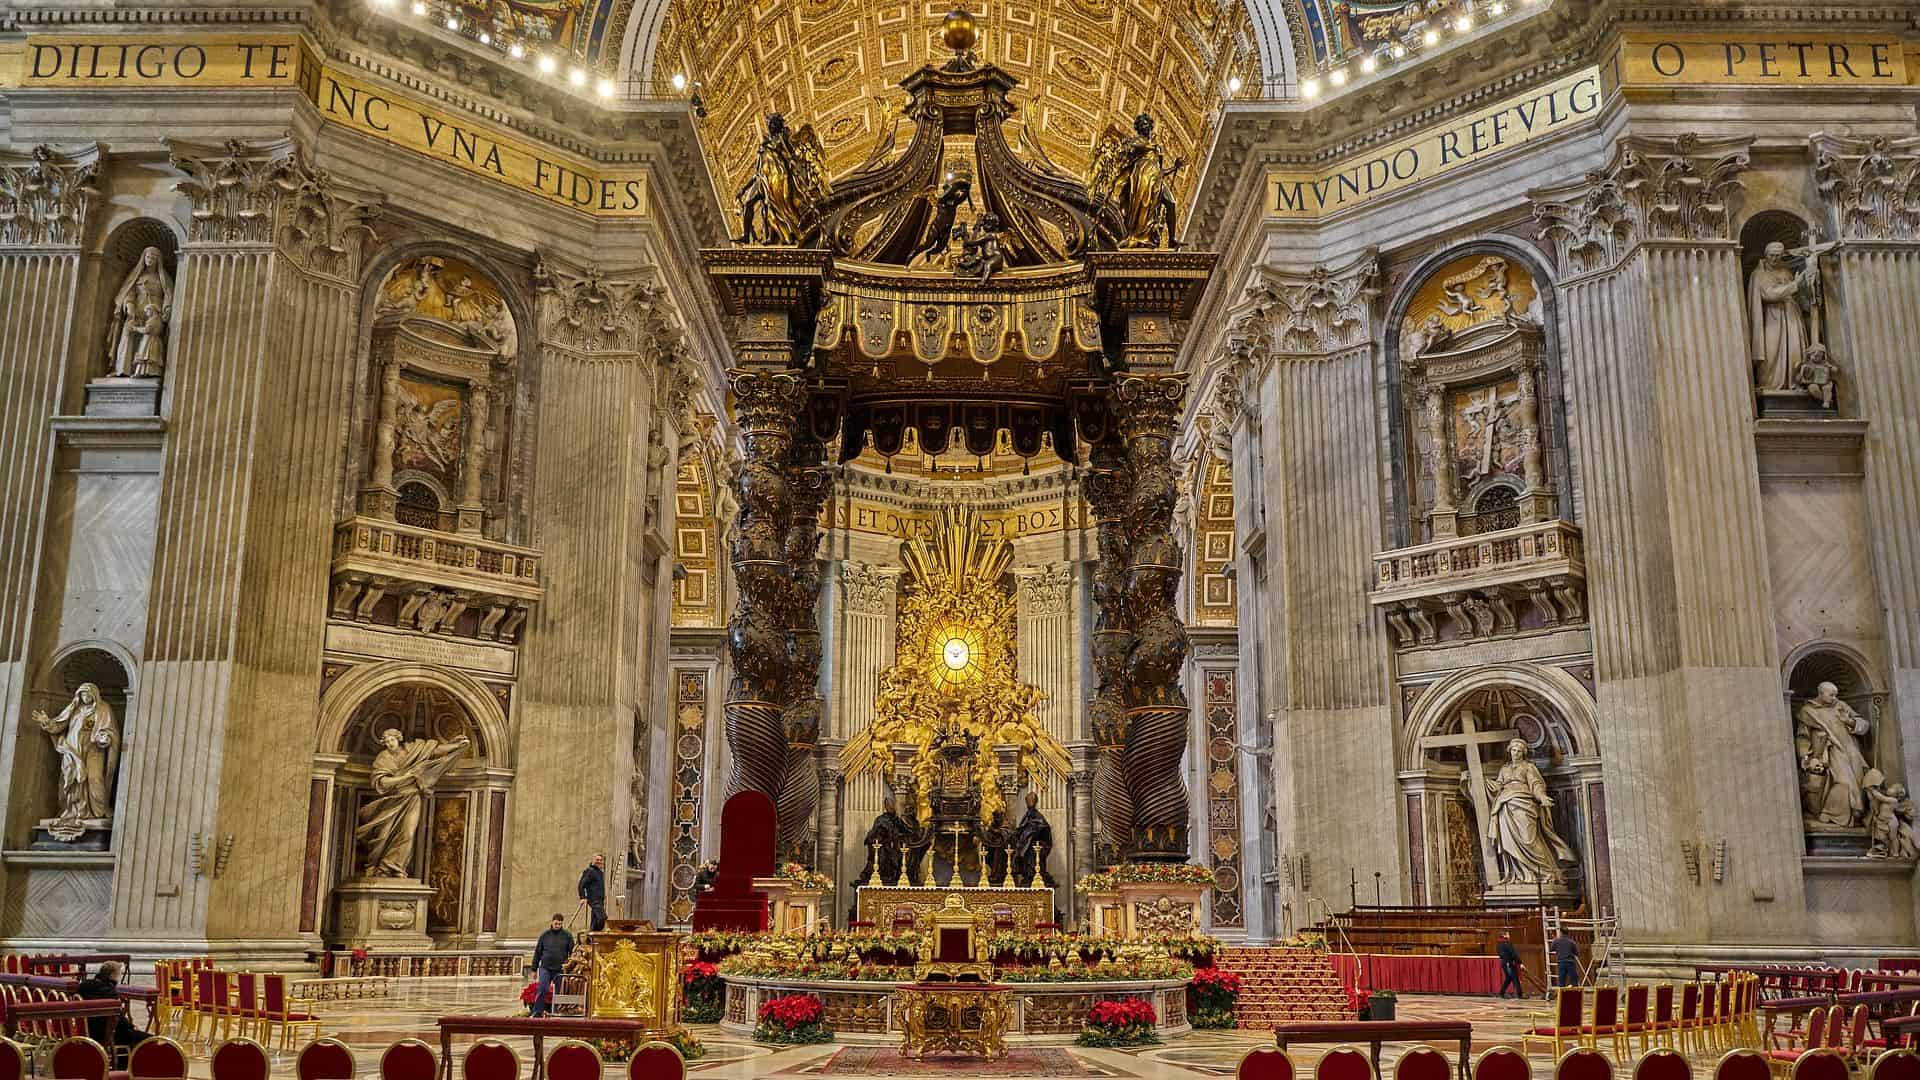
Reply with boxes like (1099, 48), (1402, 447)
(942, 8), (978, 55)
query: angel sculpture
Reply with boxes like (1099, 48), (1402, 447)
(1090, 113), (1186, 249)
(398, 393), (461, 471)
(735, 113), (829, 245)
(911, 177), (975, 265)
(954, 212), (1006, 283)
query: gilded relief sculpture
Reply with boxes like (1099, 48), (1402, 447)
(33, 684), (120, 843)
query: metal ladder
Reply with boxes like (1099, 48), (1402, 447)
(1544, 907), (1623, 989)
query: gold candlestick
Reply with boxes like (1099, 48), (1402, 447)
(893, 841), (909, 887)
(1001, 843), (1015, 888)
(948, 821), (966, 888)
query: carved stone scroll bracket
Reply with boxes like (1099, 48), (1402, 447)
(1531, 134), (1752, 275)
(166, 135), (302, 246)
(1811, 133), (1920, 243)
(0, 143), (102, 248)
(1374, 521), (1588, 648)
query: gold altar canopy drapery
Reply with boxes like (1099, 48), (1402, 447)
(840, 505), (1069, 824)
(813, 263), (1105, 368)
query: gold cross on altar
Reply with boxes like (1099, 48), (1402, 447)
(1418, 708), (1518, 875)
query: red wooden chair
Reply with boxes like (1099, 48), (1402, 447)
(1527, 988), (1587, 1061)
(1715, 1049), (1771, 1080)
(461, 1039), (520, 1080)
(1871, 1050), (1920, 1080)
(51, 1037), (109, 1080)
(1834, 1005), (1871, 1063)
(1681, 986), (1704, 1056)
(379, 1039), (439, 1080)
(0, 1037), (25, 1080)
(211, 1039), (271, 1080)
(1652, 985), (1678, 1050)
(1474, 1047), (1533, 1080)
(1631, 1048), (1689, 1080)
(260, 975), (321, 1052)
(1717, 982), (1736, 1050)
(1822, 1006), (1847, 1052)
(128, 1037), (190, 1080)
(627, 1042), (686, 1080)
(1241, 1047), (1296, 1080)
(296, 1038), (356, 1080)
(1788, 1049), (1849, 1080)
(1554, 1047), (1612, 1080)
(1396, 1046), (1451, 1080)
(1702, 984), (1723, 1053)
(1768, 1006), (1828, 1068)
(231, 973), (263, 1045)
(1316, 1046), (1375, 1080)
(1623, 985), (1653, 1057)
(1584, 986), (1624, 1058)
(545, 1040), (602, 1080)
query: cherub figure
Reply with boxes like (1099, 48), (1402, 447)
(1865, 773), (1917, 860)
(954, 212), (1006, 283)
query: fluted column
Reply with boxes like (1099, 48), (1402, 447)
(115, 138), (381, 951)
(1067, 744), (1096, 923)
(833, 560), (898, 908)
(1811, 135), (1920, 804)
(1532, 134), (1802, 942)
(1236, 251), (1404, 902)
(0, 145), (100, 889)
(513, 256), (678, 935)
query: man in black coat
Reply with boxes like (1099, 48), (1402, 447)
(531, 913), (573, 1017)
(75, 961), (148, 1052)
(1496, 932), (1524, 998)
(578, 853), (607, 932)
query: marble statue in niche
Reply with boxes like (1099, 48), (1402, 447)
(355, 727), (471, 878)
(107, 247), (173, 379)
(32, 683), (120, 843)
(1485, 738), (1578, 887)
(1795, 681), (1872, 829)
(1746, 232), (1840, 411)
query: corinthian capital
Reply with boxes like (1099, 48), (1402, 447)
(534, 254), (674, 358)
(1812, 133), (1920, 242)
(166, 136), (302, 245)
(1532, 134), (1750, 272)
(278, 162), (383, 282)
(729, 369), (806, 435)
(0, 144), (102, 249)
(1245, 250), (1379, 355)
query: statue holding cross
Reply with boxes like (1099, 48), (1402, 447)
(1420, 708), (1580, 902)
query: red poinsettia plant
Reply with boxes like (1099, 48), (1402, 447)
(682, 961), (723, 1024)
(519, 980), (551, 1015)
(1190, 965), (1243, 1029)
(1347, 984), (1371, 1017)
(753, 993), (833, 1044)
(1078, 997), (1160, 1047)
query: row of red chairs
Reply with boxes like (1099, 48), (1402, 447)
(1525, 978), (1765, 1061)
(1770, 1004), (1920, 1070)
(1237, 1046), (1920, 1080)
(155, 962), (320, 1051)
(0, 1034), (691, 1080)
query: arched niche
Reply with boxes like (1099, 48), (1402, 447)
(1782, 642), (1900, 851)
(13, 642), (136, 848)
(350, 246), (528, 542)
(1384, 243), (1571, 548)
(311, 663), (513, 946)
(1399, 663), (1610, 913)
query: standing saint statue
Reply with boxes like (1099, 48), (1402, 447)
(1748, 241), (1818, 394)
(1091, 113), (1186, 249)
(1011, 790), (1055, 887)
(855, 795), (914, 886)
(1796, 681), (1872, 828)
(107, 248), (174, 379)
(354, 727), (471, 878)
(1485, 738), (1579, 886)
(32, 684), (120, 842)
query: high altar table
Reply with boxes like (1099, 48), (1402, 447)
(856, 885), (1053, 929)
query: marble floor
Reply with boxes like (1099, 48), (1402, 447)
(138, 978), (1712, 1079)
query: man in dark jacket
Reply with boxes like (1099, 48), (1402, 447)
(1496, 932), (1524, 998)
(531, 913), (573, 1017)
(1551, 928), (1580, 991)
(76, 961), (148, 1052)
(578, 853), (607, 932)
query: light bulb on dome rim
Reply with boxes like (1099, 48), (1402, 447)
(537, 54), (557, 74)
(568, 67), (587, 87)
(1489, 1), (1506, 14)
(478, 31), (491, 44)
(1423, 27), (1440, 45)
(1227, 74), (1244, 94)
(671, 72), (687, 90)
(1360, 54), (1378, 74)
(410, 1), (426, 14)
(509, 43), (525, 59)
(445, 17), (460, 30)
(1302, 77), (1321, 98)
(1391, 43), (1408, 59)
(1330, 67), (1348, 87)
(1454, 14), (1473, 31)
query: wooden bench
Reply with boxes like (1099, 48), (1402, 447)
(436, 1015), (649, 1080)
(1272, 1020), (1474, 1080)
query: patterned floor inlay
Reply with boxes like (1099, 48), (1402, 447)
(799, 1047), (1130, 1077)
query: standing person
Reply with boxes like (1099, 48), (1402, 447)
(1496, 932), (1524, 998)
(578, 853), (607, 932)
(1551, 928), (1580, 991)
(75, 961), (148, 1052)
(530, 913), (573, 1018)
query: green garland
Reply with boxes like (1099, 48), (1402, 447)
(1075, 863), (1217, 893)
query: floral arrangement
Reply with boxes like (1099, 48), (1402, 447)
(1281, 932), (1330, 951)
(1001, 956), (1194, 983)
(754, 993), (834, 1044)
(518, 980), (551, 1015)
(1075, 864), (1217, 893)
(682, 960), (724, 1023)
(1076, 998), (1161, 1047)
(1189, 966), (1242, 1029)
(663, 1030), (706, 1061)
(719, 955), (913, 982)
(586, 1037), (634, 1062)
(775, 862), (833, 892)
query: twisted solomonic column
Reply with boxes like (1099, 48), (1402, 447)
(1083, 437), (1136, 865)
(775, 436), (833, 861)
(724, 370), (806, 802)
(1111, 372), (1193, 862)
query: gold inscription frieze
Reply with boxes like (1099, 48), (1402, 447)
(831, 500), (1083, 541)
(1609, 33), (1909, 90)
(0, 34), (648, 220)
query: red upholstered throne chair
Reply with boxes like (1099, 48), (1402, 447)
(914, 897), (991, 983)
(691, 792), (776, 932)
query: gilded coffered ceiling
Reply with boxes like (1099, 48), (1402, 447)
(649, 0), (1266, 223)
